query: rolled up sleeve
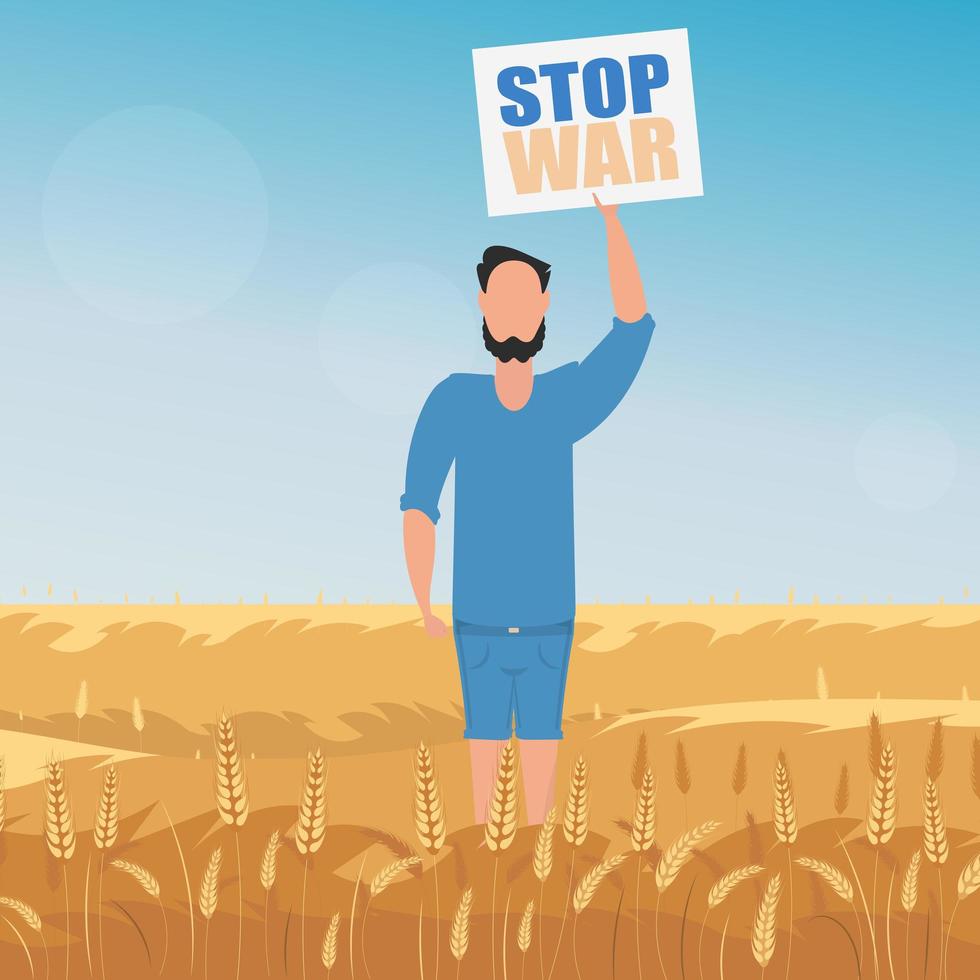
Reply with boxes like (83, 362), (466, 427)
(564, 312), (655, 442)
(399, 377), (457, 525)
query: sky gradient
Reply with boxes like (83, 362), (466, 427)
(0, 1), (977, 605)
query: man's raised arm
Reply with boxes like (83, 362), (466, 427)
(561, 198), (655, 443)
(594, 192), (647, 322)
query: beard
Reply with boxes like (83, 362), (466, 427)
(482, 318), (546, 363)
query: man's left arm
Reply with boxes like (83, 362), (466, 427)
(564, 196), (655, 442)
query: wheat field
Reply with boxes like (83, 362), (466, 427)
(1, 602), (980, 978)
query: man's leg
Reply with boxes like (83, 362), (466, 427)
(519, 738), (559, 824)
(469, 738), (508, 823)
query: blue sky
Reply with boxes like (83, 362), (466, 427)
(0, 1), (977, 605)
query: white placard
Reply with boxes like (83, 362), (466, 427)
(472, 29), (703, 216)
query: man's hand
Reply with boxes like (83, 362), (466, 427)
(423, 612), (448, 638)
(592, 193), (618, 220)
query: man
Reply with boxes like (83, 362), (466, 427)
(400, 194), (653, 825)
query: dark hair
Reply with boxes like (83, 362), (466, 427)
(476, 245), (551, 292)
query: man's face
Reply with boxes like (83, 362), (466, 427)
(478, 260), (550, 344)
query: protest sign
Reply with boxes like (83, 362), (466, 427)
(472, 29), (703, 216)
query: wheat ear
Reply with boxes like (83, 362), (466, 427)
(866, 740), (898, 846)
(260, 829), (282, 890)
(901, 850), (921, 911)
(214, 713), (249, 827)
(296, 747), (327, 856)
(111, 860), (160, 897)
(450, 887), (474, 961)
(199, 848), (222, 920)
(533, 807), (558, 882)
(707, 865), (765, 909)
(794, 858), (853, 902)
(44, 758), (76, 861)
(370, 856), (422, 898)
(563, 755), (590, 846)
(574, 854), (628, 913)
(656, 820), (721, 892)
(321, 912), (340, 970)
(0, 897), (42, 932)
(631, 769), (656, 853)
(923, 777), (949, 865)
(751, 873), (783, 968)
(773, 755), (798, 845)
(518, 899), (534, 952)
(414, 742), (446, 854)
(93, 765), (119, 851)
(485, 741), (520, 853)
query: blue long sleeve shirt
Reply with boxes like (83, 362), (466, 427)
(400, 312), (655, 627)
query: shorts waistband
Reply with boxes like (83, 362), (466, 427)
(453, 619), (574, 637)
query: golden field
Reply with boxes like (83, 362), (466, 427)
(1, 602), (980, 979)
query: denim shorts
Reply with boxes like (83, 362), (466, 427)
(452, 619), (575, 740)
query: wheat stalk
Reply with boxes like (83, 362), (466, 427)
(752, 873), (783, 968)
(260, 830), (282, 891)
(0, 756), (5, 834)
(794, 858), (853, 902)
(656, 820), (721, 892)
(450, 887), (474, 961)
(200, 847), (222, 980)
(707, 865), (765, 909)
(0, 897), (42, 932)
(923, 777), (949, 865)
(213, 713), (249, 827)
(563, 755), (590, 847)
(631, 769), (656, 853)
(75, 680), (88, 740)
(321, 913), (340, 971)
(574, 854), (628, 913)
(111, 860), (160, 897)
(261, 829), (282, 976)
(112, 857), (170, 972)
(94, 765), (119, 851)
(773, 753), (798, 845)
(534, 807), (558, 980)
(296, 747), (327, 856)
(901, 850), (921, 911)
(866, 740), (898, 846)
(296, 747), (327, 980)
(370, 856), (422, 898)
(486, 741), (520, 853)
(414, 741), (446, 854)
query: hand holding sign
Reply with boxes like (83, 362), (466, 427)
(473, 29), (703, 216)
